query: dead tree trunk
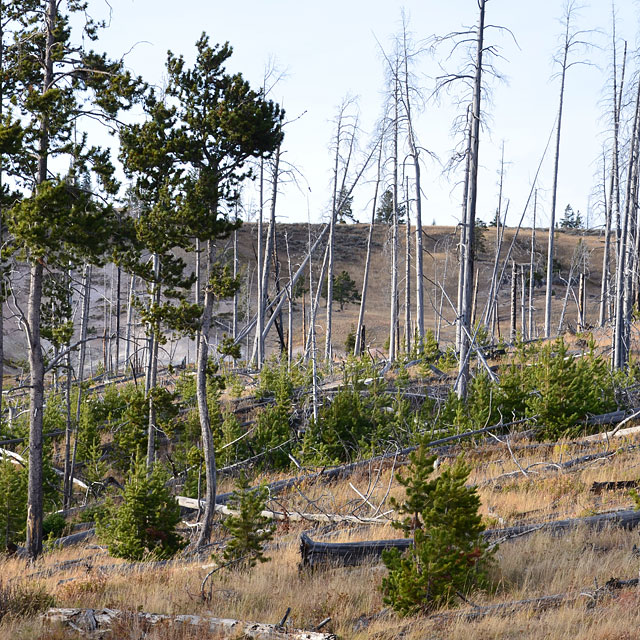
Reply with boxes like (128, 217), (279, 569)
(510, 261), (517, 341)
(354, 141), (383, 356)
(404, 176), (411, 353)
(528, 192), (537, 339)
(456, 0), (485, 399)
(388, 70), (400, 363)
(544, 4), (580, 338)
(614, 75), (640, 369)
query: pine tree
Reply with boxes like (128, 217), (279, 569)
(0, 458), (28, 550)
(381, 451), (492, 615)
(4, 0), (144, 559)
(96, 454), (185, 561)
(220, 473), (274, 569)
(165, 35), (283, 547)
(375, 188), (406, 224)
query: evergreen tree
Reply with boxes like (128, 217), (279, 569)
(219, 473), (274, 569)
(381, 451), (492, 615)
(166, 35), (283, 547)
(0, 458), (28, 550)
(559, 204), (581, 229)
(375, 188), (406, 224)
(321, 270), (361, 310)
(120, 95), (202, 467)
(4, 0), (144, 558)
(336, 186), (355, 223)
(96, 454), (185, 561)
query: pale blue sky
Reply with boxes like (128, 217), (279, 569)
(91, 1), (637, 228)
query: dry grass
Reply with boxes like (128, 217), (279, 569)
(5, 430), (640, 639)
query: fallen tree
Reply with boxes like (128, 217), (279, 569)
(428, 576), (640, 623)
(42, 607), (337, 640)
(299, 508), (640, 567)
(176, 496), (388, 524)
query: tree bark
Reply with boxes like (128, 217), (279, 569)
(26, 0), (56, 560)
(388, 70), (400, 363)
(404, 176), (411, 353)
(354, 142), (383, 356)
(196, 240), (217, 547)
(456, 0), (485, 399)
(613, 75), (640, 369)
(544, 6), (575, 338)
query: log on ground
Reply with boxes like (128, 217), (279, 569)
(43, 608), (337, 639)
(299, 509), (640, 567)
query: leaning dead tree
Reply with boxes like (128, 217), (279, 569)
(544, 1), (591, 338)
(613, 73), (640, 369)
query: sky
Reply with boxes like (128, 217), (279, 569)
(88, 0), (639, 229)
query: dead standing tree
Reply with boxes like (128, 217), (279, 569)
(599, 9), (626, 327)
(544, 1), (592, 339)
(325, 98), (359, 364)
(436, 0), (488, 399)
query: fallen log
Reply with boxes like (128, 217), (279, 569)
(585, 408), (640, 427)
(48, 528), (95, 548)
(176, 496), (388, 524)
(428, 577), (640, 623)
(591, 479), (640, 494)
(299, 508), (640, 567)
(42, 607), (337, 640)
(213, 418), (533, 505)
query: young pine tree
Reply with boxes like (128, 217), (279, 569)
(381, 448), (492, 615)
(220, 473), (274, 570)
(97, 454), (185, 561)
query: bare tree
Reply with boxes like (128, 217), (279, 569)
(544, 1), (591, 338)
(455, 0), (487, 399)
(354, 138), (384, 356)
(599, 13), (626, 326)
(325, 98), (359, 363)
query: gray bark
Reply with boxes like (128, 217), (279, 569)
(456, 0), (485, 399)
(196, 241), (217, 547)
(613, 75), (640, 369)
(26, 0), (56, 559)
(354, 142), (383, 356)
(388, 71), (400, 363)
(544, 5), (576, 338)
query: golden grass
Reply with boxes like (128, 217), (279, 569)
(4, 430), (640, 638)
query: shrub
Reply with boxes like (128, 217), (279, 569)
(43, 512), (67, 540)
(96, 454), (185, 560)
(381, 448), (492, 615)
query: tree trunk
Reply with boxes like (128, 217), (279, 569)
(388, 70), (400, 363)
(354, 143), (383, 356)
(528, 193), (537, 339)
(456, 0), (485, 399)
(544, 7), (575, 338)
(196, 240), (217, 548)
(614, 75), (640, 369)
(510, 261), (517, 341)
(145, 254), (160, 469)
(68, 264), (91, 505)
(404, 177), (411, 353)
(232, 226), (238, 340)
(26, 0), (56, 560)
(26, 262), (45, 559)
(254, 160), (265, 367)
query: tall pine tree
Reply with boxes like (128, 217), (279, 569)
(4, 0), (143, 558)
(166, 35), (283, 547)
